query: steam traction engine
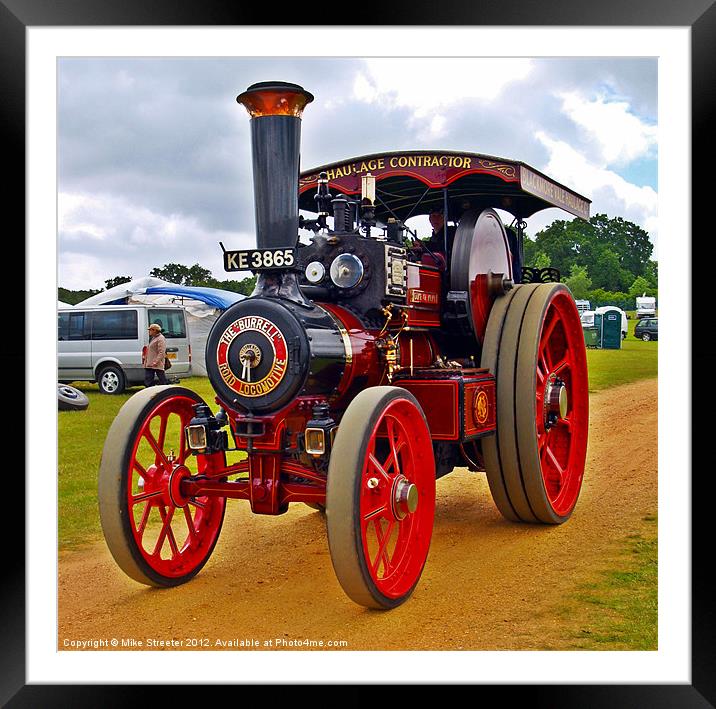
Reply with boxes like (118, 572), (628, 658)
(98, 82), (590, 609)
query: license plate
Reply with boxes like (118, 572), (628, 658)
(167, 352), (177, 359)
(223, 248), (296, 272)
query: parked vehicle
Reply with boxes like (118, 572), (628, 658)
(58, 304), (192, 394)
(575, 299), (591, 315)
(98, 81), (591, 609)
(634, 317), (658, 341)
(635, 294), (656, 319)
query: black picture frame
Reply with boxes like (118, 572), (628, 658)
(4, 1), (708, 705)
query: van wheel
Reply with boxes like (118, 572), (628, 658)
(98, 365), (126, 394)
(642, 333), (651, 342)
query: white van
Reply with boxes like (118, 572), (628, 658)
(58, 304), (192, 394)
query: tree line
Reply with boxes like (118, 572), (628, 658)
(524, 213), (657, 310)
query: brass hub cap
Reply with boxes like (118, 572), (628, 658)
(545, 375), (568, 426)
(392, 475), (419, 520)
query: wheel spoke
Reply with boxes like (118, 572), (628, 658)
(541, 313), (559, 347)
(157, 412), (169, 455)
(539, 349), (551, 378)
(133, 459), (152, 481)
(551, 356), (570, 376)
(368, 452), (393, 485)
(363, 504), (388, 521)
(371, 518), (395, 576)
(538, 431), (548, 453)
(544, 445), (564, 485)
(166, 523), (180, 558)
(143, 428), (171, 469)
(136, 501), (152, 538)
(131, 489), (163, 505)
(153, 506), (175, 557)
(183, 506), (197, 541)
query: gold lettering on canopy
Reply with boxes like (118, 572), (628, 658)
(299, 153), (529, 192)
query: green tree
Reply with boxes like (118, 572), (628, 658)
(532, 219), (582, 275)
(533, 252), (552, 269)
(590, 248), (633, 292)
(628, 275), (657, 300)
(533, 213), (653, 288)
(629, 276), (651, 298)
(104, 275), (133, 290)
(150, 263), (212, 286)
(644, 260), (658, 289)
(522, 236), (539, 265)
(564, 265), (592, 300)
(58, 287), (102, 305)
(588, 214), (653, 279)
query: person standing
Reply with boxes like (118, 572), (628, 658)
(144, 323), (168, 387)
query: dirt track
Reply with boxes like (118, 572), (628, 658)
(58, 378), (657, 651)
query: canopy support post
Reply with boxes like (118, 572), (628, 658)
(443, 188), (449, 255)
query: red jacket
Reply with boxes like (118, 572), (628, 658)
(144, 333), (166, 369)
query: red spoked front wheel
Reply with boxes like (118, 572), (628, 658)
(482, 284), (589, 524)
(327, 387), (436, 609)
(98, 386), (226, 586)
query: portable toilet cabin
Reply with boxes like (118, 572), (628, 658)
(594, 307), (622, 349)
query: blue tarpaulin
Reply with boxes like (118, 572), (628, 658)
(145, 285), (244, 310)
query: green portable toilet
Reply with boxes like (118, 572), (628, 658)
(583, 326), (600, 348)
(595, 308), (622, 349)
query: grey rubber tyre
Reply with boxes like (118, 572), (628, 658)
(481, 284), (540, 522)
(642, 333), (651, 341)
(326, 386), (435, 609)
(98, 385), (226, 587)
(57, 383), (89, 411)
(97, 364), (126, 395)
(481, 283), (589, 524)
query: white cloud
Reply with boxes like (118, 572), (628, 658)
(534, 131), (658, 255)
(58, 191), (253, 289)
(353, 58), (533, 116)
(558, 91), (657, 167)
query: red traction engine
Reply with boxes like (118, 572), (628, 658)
(98, 82), (590, 609)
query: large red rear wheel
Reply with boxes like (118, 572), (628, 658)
(326, 387), (436, 609)
(98, 386), (226, 586)
(481, 284), (589, 523)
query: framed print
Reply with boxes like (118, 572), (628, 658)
(3, 0), (709, 704)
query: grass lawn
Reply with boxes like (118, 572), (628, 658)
(585, 317), (658, 392)
(557, 514), (658, 650)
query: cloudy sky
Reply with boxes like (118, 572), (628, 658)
(58, 57), (657, 290)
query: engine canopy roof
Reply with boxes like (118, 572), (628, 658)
(299, 150), (590, 223)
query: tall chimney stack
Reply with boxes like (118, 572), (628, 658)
(237, 81), (314, 252)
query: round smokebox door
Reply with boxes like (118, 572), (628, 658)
(205, 298), (310, 413)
